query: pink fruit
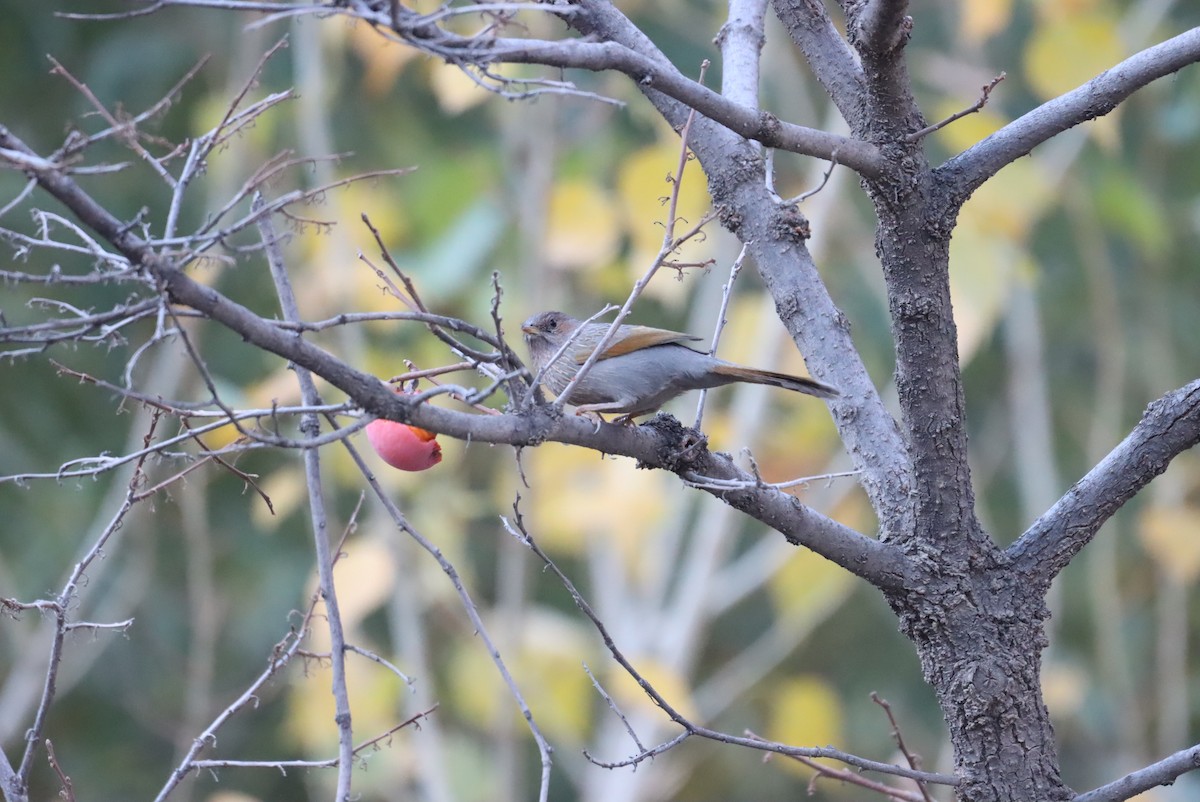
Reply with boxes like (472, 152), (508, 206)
(365, 418), (443, 471)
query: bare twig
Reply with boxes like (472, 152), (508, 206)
(555, 62), (717, 408)
(693, 242), (749, 429)
(501, 506), (952, 785)
(48, 56), (183, 187)
(333, 418), (556, 802)
(255, 196), (355, 800)
(745, 729), (925, 802)
(907, 73), (1005, 142)
(154, 509), (360, 801)
(0, 395), (360, 486)
(782, 147), (840, 204)
(56, 54), (211, 159)
(44, 740), (74, 802)
(0, 177), (37, 219)
(10, 415), (160, 792)
(583, 662), (647, 754)
(680, 469), (861, 493)
(358, 213), (503, 366)
(0, 297), (160, 356)
(346, 644), (414, 688)
(940, 28), (1200, 199)
(1009, 379), (1200, 586)
(187, 708), (437, 773)
(871, 693), (934, 802)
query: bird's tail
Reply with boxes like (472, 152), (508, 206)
(712, 364), (839, 399)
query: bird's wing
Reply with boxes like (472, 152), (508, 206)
(578, 325), (703, 364)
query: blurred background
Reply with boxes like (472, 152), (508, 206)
(1, 1), (1200, 800)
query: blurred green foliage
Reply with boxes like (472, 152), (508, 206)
(2, 1), (1200, 801)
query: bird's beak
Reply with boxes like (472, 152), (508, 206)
(521, 324), (537, 334)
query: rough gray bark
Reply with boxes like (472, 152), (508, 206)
(548, 2), (1200, 799)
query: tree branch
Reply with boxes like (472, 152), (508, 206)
(852, 0), (912, 57)
(1072, 743), (1200, 802)
(1007, 379), (1200, 585)
(769, 0), (868, 129)
(842, 0), (924, 145)
(716, 0), (769, 109)
(488, 37), (886, 176)
(561, 0), (916, 534)
(148, 0), (889, 177)
(255, 200), (355, 799)
(0, 123), (909, 591)
(341, 427), (556, 802)
(507, 511), (939, 783)
(937, 26), (1200, 205)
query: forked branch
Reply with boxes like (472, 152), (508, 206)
(938, 27), (1200, 203)
(1008, 379), (1200, 586)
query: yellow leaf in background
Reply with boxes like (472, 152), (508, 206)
(1138, 504), (1200, 583)
(1024, 15), (1124, 101)
(336, 179), (411, 252)
(205, 793), (263, 802)
(441, 609), (594, 742)
(198, 420), (243, 452)
(331, 537), (398, 629)
(766, 675), (844, 765)
(1086, 114), (1121, 152)
(429, 62), (489, 115)
(960, 0), (1012, 44)
(617, 141), (712, 294)
(1042, 661), (1087, 718)
(1023, 11), (1124, 148)
(947, 150), (1052, 366)
(184, 256), (227, 287)
(947, 227), (1027, 365)
(1127, 790), (1173, 802)
(1093, 165), (1171, 259)
(605, 659), (699, 720)
(446, 635), (504, 723)
(768, 550), (854, 622)
(285, 650), (403, 754)
(932, 103), (1008, 157)
(349, 20), (418, 95)
(244, 366), (303, 408)
(1034, 0), (1115, 25)
(282, 181), (411, 318)
(251, 465), (308, 530)
(544, 179), (621, 271)
(958, 157), (1054, 240)
(515, 609), (595, 743)
(527, 444), (676, 563)
(713, 294), (785, 364)
(828, 489), (878, 540)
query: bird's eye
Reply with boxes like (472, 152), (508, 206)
(546, 318), (557, 330)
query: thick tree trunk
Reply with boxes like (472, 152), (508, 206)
(888, 564), (1072, 802)
(867, 170), (1075, 798)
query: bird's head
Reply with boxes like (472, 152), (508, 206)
(521, 311), (577, 349)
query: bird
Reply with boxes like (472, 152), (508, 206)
(521, 310), (837, 420)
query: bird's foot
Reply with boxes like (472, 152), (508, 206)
(575, 409), (606, 433)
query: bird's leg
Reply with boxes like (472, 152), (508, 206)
(573, 401), (630, 416)
(574, 400), (656, 429)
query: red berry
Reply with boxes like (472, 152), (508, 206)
(365, 418), (442, 471)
